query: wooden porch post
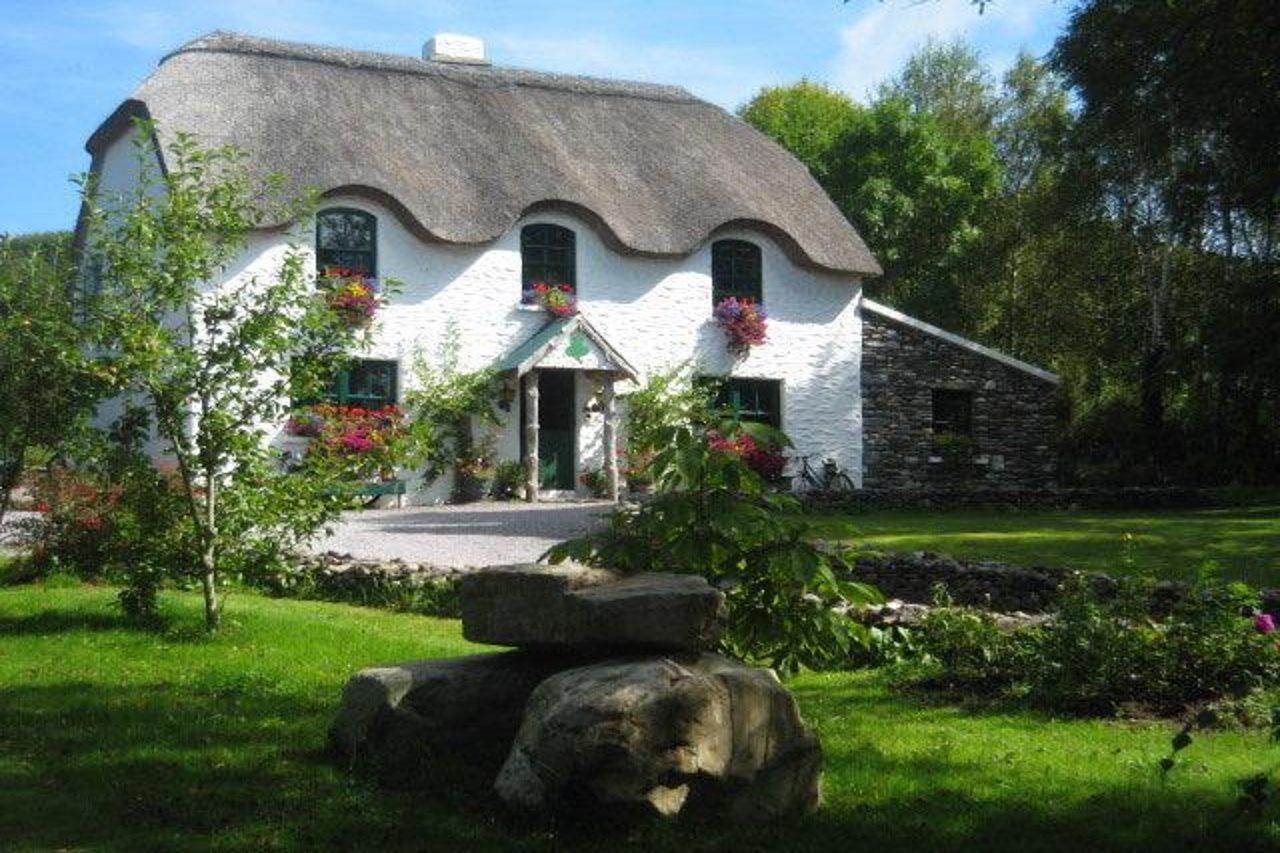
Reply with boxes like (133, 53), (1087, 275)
(602, 377), (620, 503)
(524, 370), (540, 503)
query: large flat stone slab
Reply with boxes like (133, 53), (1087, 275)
(494, 653), (823, 821)
(460, 564), (726, 652)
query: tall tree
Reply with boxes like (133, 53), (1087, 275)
(877, 38), (997, 141)
(738, 81), (860, 183)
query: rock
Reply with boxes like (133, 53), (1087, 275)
(493, 653), (822, 822)
(329, 650), (588, 773)
(461, 564), (726, 652)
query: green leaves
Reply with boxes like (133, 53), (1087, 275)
(546, 422), (880, 674)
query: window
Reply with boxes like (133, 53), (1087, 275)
(316, 208), (377, 276)
(521, 223), (576, 293)
(328, 359), (398, 409)
(711, 239), (762, 305)
(931, 389), (973, 438)
(704, 377), (782, 428)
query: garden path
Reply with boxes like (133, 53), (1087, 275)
(308, 501), (612, 567)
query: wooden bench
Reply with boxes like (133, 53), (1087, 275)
(326, 479), (407, 508)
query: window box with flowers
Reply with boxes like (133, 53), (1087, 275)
(319, 267), (384, 327)
(522, 282), (578, 317)
(713, 296), (768, 356)
(285, 402), (408, 482)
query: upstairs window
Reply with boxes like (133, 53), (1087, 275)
(931, 389), (973, 438)
(521, 223), (576, 294)
(704, 377), (782, 428)
(328, 359), (398, 409)
(316, 208), (377, 277)
(711, 239), (762, 305)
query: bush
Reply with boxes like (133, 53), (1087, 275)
(548, 422), (880, 673)
(490, 460), (525, 500)
(252, 557), (461, 618)
(916, 575), (1280, 717)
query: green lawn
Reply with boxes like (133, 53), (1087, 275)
(804, 503), (1280, 584)
(3, 585), (1280, 851)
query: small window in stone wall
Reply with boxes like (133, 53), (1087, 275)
(931, 389), (973, 439)
(711, 239), (763, 305)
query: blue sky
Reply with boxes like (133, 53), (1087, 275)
(0, 0), (1069, 234)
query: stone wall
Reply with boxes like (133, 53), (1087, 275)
(860, 306), (1060, 490)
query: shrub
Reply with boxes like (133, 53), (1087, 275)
(578, 467), (610, 498)
(915, 575), (1280, 717)
(547, 422), (880, 674)
(490, 460), (525, 500)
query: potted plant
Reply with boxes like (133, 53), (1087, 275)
(713, 296), (768, 355)
(523, 282), (578, 317)
(320, 267), (382, 327)
(579, 466), (611, 498)
(453, 434), (496, 503)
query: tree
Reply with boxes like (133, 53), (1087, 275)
(740, 81), (1000, 331)
(877, 38), (996, 142)
(738, 81), (860, 183)
(81, 122), (371, 629)
(0, 234), (99, 526)
(1052, 0), (1280, 475)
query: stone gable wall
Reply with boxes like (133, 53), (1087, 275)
(860, 308), (1060, 490)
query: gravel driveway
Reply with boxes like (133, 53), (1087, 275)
(308, 501), (613, 567)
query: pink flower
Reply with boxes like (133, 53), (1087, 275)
(1255, 613), (1276, 634)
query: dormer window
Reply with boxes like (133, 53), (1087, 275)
(711, 239), (762, 305)
(316, 208), (377, 276)
(521, 224), (576, 298)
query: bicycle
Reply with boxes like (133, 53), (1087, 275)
(792, 454), (857, 492)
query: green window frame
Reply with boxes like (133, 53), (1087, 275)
(327, 359), (398, 409)
(711, 239), (762, 305)
(931, 389), (973, 438)
(521, 223), (576, 294)
(701, 376), (782, 428)
(316, 208), (377, 277)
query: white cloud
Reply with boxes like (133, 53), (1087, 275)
(831, 0), (1058, 102)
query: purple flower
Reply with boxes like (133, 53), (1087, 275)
(1255, 613), (1276, 634)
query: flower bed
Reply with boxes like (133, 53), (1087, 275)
(320, 267), (382, 326)
(713, 296), (767, 355)
(523, 282), (577, 317)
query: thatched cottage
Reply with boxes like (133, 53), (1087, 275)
(80, 31), (1059, 502)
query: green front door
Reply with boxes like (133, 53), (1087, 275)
(522, 370), (576, 490)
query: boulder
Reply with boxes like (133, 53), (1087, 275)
(329, 650), (588, 773)
(460, 564), (726, 652)
(493, 653), (822, 822)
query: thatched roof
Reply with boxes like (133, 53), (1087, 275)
(86, 31), (881, 276)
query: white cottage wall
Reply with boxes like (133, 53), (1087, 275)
(88, 134), (865, 502)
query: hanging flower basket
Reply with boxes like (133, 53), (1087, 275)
(320, 267), (382, 326)
(523, 282), (578, 317)
(714, 296), (767, 355)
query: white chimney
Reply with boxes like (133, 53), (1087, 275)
(423, 33), (489, 65)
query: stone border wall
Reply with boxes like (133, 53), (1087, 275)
(841, 550), (1280, 615)
(860, 307), (1060, 490)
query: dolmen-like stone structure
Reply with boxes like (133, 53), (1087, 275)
(330, 563), (824, 822)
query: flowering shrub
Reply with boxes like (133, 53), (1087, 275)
(707, 429), (787, 481)
(523, 282), (578, 317)
(713, 296), (768, 355)
(287, 403), (408, 478)
(320, 267), (382, 326)
(16, 467), (123, 573)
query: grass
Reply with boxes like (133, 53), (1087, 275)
(804, 503), (1280, 584)
(3, 584), (1280, 851)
